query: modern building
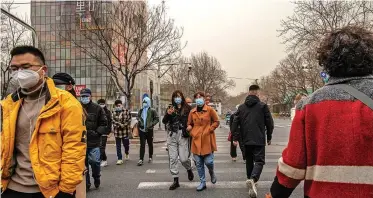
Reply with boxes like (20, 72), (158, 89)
(30, 1), (159, 111)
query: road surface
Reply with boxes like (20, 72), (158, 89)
(87, 118), (303, 198)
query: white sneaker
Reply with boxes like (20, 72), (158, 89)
(100, 161), (108, 167)
(116, 160), (124, 165)
(125, 154), (130, 161)
(246, 179), (257, 198)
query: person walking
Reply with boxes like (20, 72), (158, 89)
(97, 99), (112, 167)
(112, 99), (132, 165)
(80, 88), (108, 191)
(162, 90), (194, 190)
(269, 26), (373, 198)
(52, 72), (77, 97)
(1, 46), (86, 198)
(137, 96), (159, 166)
(52, 72), (87, 198)
(232, 85), (274, 198)
(187, 91), (220, 191)
(229, 105), (246, 163)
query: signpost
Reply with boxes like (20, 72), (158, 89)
(320, 72), (329, 83)
(75, 85), (86, 97)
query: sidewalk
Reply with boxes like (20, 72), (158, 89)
(106, 129), (167, 145)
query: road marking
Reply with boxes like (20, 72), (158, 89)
(150, 159), (279, 164)
(154, 153), (282, 158)
(137, 181), (304, 189)
(145, 168), (276, 174)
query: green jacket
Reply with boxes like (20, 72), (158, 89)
(138, 108), (159, 132)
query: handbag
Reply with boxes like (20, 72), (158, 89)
(228, 131), (232, 141)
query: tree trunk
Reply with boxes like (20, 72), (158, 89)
(126, 93), (132, 110)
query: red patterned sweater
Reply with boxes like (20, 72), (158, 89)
(270, 76), (373, 198)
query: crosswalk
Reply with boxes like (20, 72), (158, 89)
(134, 126), (299, 194)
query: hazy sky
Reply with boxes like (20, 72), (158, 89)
(8, 0), (295, 95)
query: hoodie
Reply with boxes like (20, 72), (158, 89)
(232, 95), (274, 146)
(138, 97), (159, 132)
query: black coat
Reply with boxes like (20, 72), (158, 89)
(102, 107), (112, 135)
(162, 104), (191, 137)
(232, 95), (274, 146)
(82, 101), (108, 148)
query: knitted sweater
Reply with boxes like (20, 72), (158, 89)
(270, 76), (373, 198)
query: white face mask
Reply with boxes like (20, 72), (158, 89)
(12, 68), (43, 89)
(100, 104), (105, 108)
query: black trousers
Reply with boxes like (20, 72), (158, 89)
(245, 145), (265, 182)
(2, 189), (45, 198)
(100, 135), (108, 161)
(139, 129), (154, 160)
(230, 138), (246, 160)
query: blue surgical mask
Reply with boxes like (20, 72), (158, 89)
(174, 97), (182, 105)
(195, 98), (204, 107)
(115, 107), (122, 112)
(81, 97), (90, 104)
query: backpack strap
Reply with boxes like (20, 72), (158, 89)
(334, 84), (373, 110)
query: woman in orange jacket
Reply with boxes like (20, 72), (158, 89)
(187, 91), (220, 191)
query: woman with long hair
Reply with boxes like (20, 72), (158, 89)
(162, 90), (194, 190)
(187, 91), (220, 191)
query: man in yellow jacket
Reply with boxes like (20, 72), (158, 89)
(1, 46), (86, 198)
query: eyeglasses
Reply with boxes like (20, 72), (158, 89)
(9, 64), (43, 72)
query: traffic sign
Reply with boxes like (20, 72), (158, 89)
(320, 72), (327, 78)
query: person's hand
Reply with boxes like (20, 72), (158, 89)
(167, 107), (174, 115)
(187, 125), (192, 131)
(233, 141), (238, 147)
(267, 140), (271, 145)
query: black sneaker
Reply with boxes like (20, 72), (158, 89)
(137, 159), (144, 166)
(94, 178), (100, 189)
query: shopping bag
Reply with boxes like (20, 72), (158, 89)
(132, 124), (139, 137)
(228, 131), (232, 141)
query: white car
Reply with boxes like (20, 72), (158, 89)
(130, 111), (139, 136)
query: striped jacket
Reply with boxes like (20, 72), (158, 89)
(270, 76), (373, 198)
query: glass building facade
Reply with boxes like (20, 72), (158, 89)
(30, 1), (159, 111)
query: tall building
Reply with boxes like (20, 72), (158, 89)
(30, 1), (159, 111)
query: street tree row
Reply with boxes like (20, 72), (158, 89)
(259, 1), (373, 109)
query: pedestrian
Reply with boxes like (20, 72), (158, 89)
(112, 99), (131, 165)
(269, 26), (373, 198)
(229, 105), (246, 163)
(137, 96), (159, 166)
(52, 72), (77, 97)
(232, 85), (274, 198)
(52, 72), (87, 198)
(290, 93), (307, 121)
(80, 88), (108, 191)
(162, 90), (194, 190)
(187, 91), (220, 191)
(1, 46), (86, 198)
(97, 99), (113, 167)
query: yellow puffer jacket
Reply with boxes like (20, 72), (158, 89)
(1, 78), (87, 197)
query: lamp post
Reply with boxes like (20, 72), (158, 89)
(187, 65), (192, 97)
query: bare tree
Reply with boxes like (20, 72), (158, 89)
(163, 52), (235, 99)
(61, 1), (184, 107)
(1, 0), (31, 98)
(279, 1), (373, 51)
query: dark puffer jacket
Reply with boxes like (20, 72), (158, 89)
(162, 104), (191, 137)
(82, 101), (108, 148)
(232, 95), (274, 146)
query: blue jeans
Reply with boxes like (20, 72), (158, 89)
(193, 153), (214, 183)
(86, 147), (101, 185)
(115, 137), (130, 160)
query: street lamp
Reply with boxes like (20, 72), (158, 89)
(187, 65), (192, 97)
(1, 8), (38, 47)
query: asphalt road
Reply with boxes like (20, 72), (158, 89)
(87, 119), (304, 198)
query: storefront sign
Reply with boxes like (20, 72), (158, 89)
(75, 85), (87, 97)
